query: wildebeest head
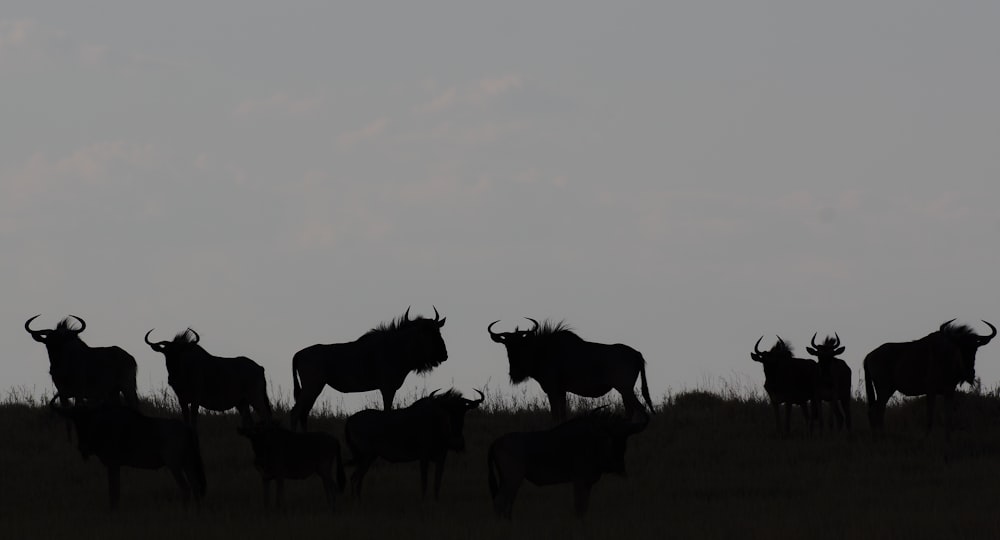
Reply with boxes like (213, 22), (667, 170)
(750, 336), (795, 364)
(25, 315), (87, 360)
(806, 333), (845, 360)
(370, 307), (448, 374)
(144, 328), (206, 374)
(415, 388), (485, 451)
(938, 319), (997, 384)
(488, 318), (568, 383)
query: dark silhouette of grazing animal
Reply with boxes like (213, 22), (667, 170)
(145, 328), (272, 429)
(237, 423), (346, 512)
(51, 403), (206, 510)
(344, 389), (483, 500)
(487, 409), (648, 518)
(26, 315), (139, 439)
(488, 318), (654, 422)
(751, 336), (820, 435)
(289, 307), (448, 431)
(865, 319), (996, 433)
(806, 333), (852, 432)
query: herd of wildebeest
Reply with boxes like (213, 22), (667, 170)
(19, 308), (998, 518)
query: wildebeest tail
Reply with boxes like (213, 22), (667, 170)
(292, 353), (302, 401)
(638, 354), (655, 414)
(864, 357), (876, 408)
(487, 442), (500, 499)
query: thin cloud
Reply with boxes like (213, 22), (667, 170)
(234, 93), (325, 119)
(336, 117), (389, 148)
(413, 74), (523, 114)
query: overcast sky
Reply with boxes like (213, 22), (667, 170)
(3, 1), (999, 412)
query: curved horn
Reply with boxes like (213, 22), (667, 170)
(834, 332), (841, 348)
(433, 306), (440, 322)
(404, 306), (411, 322)
(526, 317), (540, 332)
(811, 332), (819, 349)
(941, 318), (957, 331)
(429, 389), (440, 397)
(487, 320), (502, 338)
(24, 315), (43, 335)
(980, 320), (997, 343)
(473, 388), (485, 404)
(187, 328), (200, 344)
(144, 329), (156, 346)
(67, 315), (86, 334)
(754, 335), (764, 355)
(776, 335), (786, 348)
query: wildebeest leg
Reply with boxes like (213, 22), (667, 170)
(420, 459), (429, 498)
(620, 389), (644, 420)
(276, 478), (285, 510)
(380, 387), (397, 411)
(432, 455), (446, 500)
(107, 465), (121, 511)
(236, 403), (253, 430)
(548, 392), (568, 423)
(320, 471), (336, 512)
(495, 480), (520, 519)
(351, 456), (375, 498)
(179, 402), (192, 424)
(572, 480), (593, 517)
(169, 466), (192, 509)
(290, 382), (323, 431)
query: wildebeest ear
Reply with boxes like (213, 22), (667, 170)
(806, 347), (818, 356)
(834, 346), (845, 355)
(437, 317), (446, 328)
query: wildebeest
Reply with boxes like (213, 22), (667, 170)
(145, 328), (272, 429)
(344, 388), (483, 500)
(289, 307), (448, 431)
(806, 333), (852, 431)
(487, 409), (648, 518)
(51, 403), (206, 510)
(487, 318), (654, 422)
(865, 319), (996, 433)
(237, 423), (346, 512)
(26, 315), (139, 439)
(751, 336), (820, 435)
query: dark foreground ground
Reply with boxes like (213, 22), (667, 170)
(3, 389), (1000, 540)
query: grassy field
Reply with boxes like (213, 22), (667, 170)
(3, 387), (1000, 540)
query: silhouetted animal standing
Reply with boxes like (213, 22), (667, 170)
(145, 328), (272, 429)
(488, 318), (654, 422)
(751, 336), (820, 435)
(237, 423), (345, 512)
(864, 319), (996, 433)
(26, 315), (139, 439)
(52, 403), (206, 510)
(487, 410), (648, 518)
(806, 333), (852, 431)
(289, 307), (448, 430)
(344, 389), (483, 500)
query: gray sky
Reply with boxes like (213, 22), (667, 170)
(4, 1), (1000, 411)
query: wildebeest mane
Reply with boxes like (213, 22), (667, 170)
(55, 317), (82, 333)
(534, 320), (581, 341)
(769, 340), (794, 356)
(172, 329), (199, 345)
(364, 311), (424, 337)
(939, 322), (979, 342)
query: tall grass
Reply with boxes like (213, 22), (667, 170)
(3, 385), (1000, 539)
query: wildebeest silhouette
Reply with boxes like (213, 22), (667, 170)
(488, 318), (654, 422)
(864, 319), (996, 433)
(51, 403), (206, 510)
(344, 388), (483, 500)
(145, 328), (272, 429)
(237, 422), (345, 512)
(806, 333), (852, 432)
(26, 315), (139, 439)
(487, 409), (648, 518)
(751, 336), (820, 435)
(289, 307), (448, 431)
